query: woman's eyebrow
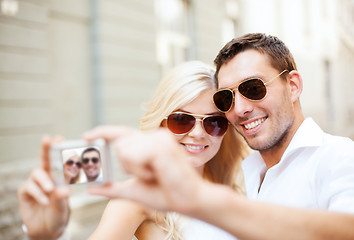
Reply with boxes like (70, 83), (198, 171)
(174, 109), (224, 116)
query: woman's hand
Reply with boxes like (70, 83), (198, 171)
(17, 136), (71, 240)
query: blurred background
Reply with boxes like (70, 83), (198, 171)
(0, 0), (353, 239)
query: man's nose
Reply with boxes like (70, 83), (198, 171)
(231, 91), (253, 117)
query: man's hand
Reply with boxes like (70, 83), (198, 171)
(84, 126), (205, 214)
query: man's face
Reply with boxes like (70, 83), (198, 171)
(217, 49), (295, 151)
(82, 150), (101, 181)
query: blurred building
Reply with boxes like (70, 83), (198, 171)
(0, 0), (353, 239)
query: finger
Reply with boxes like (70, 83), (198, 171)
(30, 169), (72, 200)
(88, 182), (121, 198)
(20, 180), (50, 205)
(24, 169), (71, 204)
(54, 185), (71, 199)
(31, 168), (54, 193)
(115, 142), (155, 182)
(40, 135), (52, 173)
(41, 135), (65, 175)
(114, 129), (176, 181)
(88, 180), (162, 207)
(83, 125), (136, 142)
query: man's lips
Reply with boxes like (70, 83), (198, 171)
(241, 117), (266, 130)
(85, 167), (97, 173)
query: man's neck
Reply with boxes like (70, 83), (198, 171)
(260, 114), (305, 170)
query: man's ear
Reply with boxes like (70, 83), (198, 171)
(287, 70), (303, 103)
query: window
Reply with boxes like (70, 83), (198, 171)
(155, 0), (193, 74)
(222, 0), (240, 45)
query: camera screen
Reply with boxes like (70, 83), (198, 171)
(62, 147), (103, 185)
(50, 139), (113, 186)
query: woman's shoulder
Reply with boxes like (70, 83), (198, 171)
(88, 199), (151, 240)
(107, 199), (158, 220)
(107, 199), (147, 213)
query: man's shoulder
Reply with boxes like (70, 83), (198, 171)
(307, 132), (354, 173)
(300, 118), (354, 153)
(322, 131), (354, 149)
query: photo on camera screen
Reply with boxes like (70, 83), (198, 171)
(50, 139), (113, 186)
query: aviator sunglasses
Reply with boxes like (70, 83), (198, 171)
(82, 157), (100, 164)
(213, 70), (288, 113)
(65, 160), (82, 168)
(164, 112), (229, 137)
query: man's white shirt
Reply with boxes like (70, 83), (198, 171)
(242, 118), (354, 213)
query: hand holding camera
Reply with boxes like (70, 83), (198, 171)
(17, 136), (71, 240)
(17, 135), (113, 240)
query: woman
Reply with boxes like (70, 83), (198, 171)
(88, 61), (249, 239)
(62, 151), (81, 184)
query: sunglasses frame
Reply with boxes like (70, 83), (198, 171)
(82, 157), (100, 164)
(65, 160), (82, 168)
(164, 112), (229, 137)
(214, 70), (289, 113)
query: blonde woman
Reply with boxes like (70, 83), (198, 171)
(62, 151), (81, 184)
(88, 61), (249, 240)
(17, 61), (248, 240)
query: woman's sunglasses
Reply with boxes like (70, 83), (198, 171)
(213, 70), (288, 113)
(164, 112), (228, 137)
(65, 160), (82, 168)
(82, 157), (100, 164)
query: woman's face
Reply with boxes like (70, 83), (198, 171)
(163, 89), (225, 174)
(63, 155), (81, 180)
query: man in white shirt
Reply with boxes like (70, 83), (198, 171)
(80, 147), (103, 183)
(86, 33), (354, 239)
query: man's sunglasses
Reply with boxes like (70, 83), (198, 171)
(213, 70), (288, 113)
(82, 157), (100, 164)
(164, 112), (228, 137)
(65, 160), (82, 168)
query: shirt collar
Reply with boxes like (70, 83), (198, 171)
(283, 117), (323, 158)
(243, 117), (323, 171)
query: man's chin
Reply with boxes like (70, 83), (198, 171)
(244, 137), (270, 151)
(87, 174), (99, 180)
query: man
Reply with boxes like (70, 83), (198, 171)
(87, 33), (354, 239)
(18, 33), (354, 239)
(81, 147), (102, 182)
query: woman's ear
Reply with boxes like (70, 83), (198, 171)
(287, 70), (303, 103)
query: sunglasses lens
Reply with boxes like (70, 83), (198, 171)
(213, 90), (234, 112)
(66, 160), (74, 166)
(167, 113), (195, 134)
(82, 157), (99, 164)
(66, 160), (81, 168)
(239, 79), (266, 100)
(203, 116), (228, 136)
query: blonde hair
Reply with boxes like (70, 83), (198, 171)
(139, 61), (248, 239)
(62, 151), (81, 184)
(140, 61), (217, 131)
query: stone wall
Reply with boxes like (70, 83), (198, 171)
(0, 164), (30, 240)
